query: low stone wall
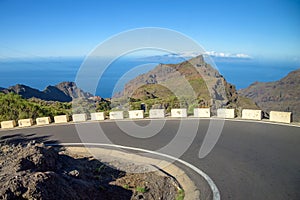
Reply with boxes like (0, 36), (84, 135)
(18, 118), (34, 127)
(270, 111), (292, 123)
(54, 115), (69, 124)
(91, 112), (105, 121)
(171, 109), (187, 118)
(149, 109), (165, 118)
(1, 120), (16, 129)
(109, 111), (124, 120)
(217, 108), (235, 118)
(72, 114), (87, 122)
(36, 117), (51, 125)
(128, 110), (144, 119)
(242, 109), (262, 120)
(194, 108), (210, 118)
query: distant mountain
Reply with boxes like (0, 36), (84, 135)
(0, 82), (93, 102)
(114, 55), (258, 114)
(239, 68), (300, 121)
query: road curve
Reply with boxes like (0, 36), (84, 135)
(0, 119), (300, 200)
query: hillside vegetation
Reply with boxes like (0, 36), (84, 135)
(0, 93), (72, 121)
(0, 93), (111, 122)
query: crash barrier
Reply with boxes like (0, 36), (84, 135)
(242, 109), (262, 120)
(109, 111), (124, 120)
(0, 109), (295, 129)
(36, 117), (51, 125)
(54, 115), (69, 124)
(128, 110), (144, 119)
(217, 108), (235, 119)
(18, 118), (34, 127)
(194, 108), (210, 118)
(1, 120), (16, 129)
(91, 112), (105, 121)
(171, 109), (188, 118)
(270, 111), (292, 124)
(72, 114), (87, 122)
(149, 109), (165, 118)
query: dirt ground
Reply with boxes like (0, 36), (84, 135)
(0, 141), (181, 200)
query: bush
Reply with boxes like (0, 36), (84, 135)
(0, 93), (71, 121)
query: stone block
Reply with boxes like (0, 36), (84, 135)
(91, 112), (105, 121)
(242, 109), (262, 120)
(217, 108), (235, 118)
(270, 111), (291, 123)
(54, 115), (69, 124)
(1, 120), (16, 129)
(171, 109), (187, 118)
(128, 110), (144, 119)
(194, 108), (211, 118)
(109, 111), (124, 120)
(72, 114), (87, 122)
(36, 117), (51, 125)
(18, 118), (34, 127)
(149, 109), (165, 118)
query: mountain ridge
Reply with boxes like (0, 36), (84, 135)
(239, 68), (300, 121)
(0, 82), (93, 102)
(113, 55), (259, 114)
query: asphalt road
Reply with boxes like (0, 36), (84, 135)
(0, 119), (299, 200)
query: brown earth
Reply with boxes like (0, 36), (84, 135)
(0, 142), (180, 200)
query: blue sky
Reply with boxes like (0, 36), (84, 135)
(0, 0), (299, 61)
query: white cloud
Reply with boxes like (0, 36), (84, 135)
(162, 51), (252, 59)
(204, 51), (252, 59)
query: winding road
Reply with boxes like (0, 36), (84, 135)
(1, 119), (300, 200)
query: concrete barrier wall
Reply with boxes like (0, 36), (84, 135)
(270, 111), (291, 123)
(91, 112), (105, 121)
(72, 114), (87, 122)
(109, 111), (124, 120)
(217, 108), (235, 118)
(54, 115), (69, 124)
(149, 109), (165, 118)
(18, 118), (34, 127)
(194, 108), (211, 118)
(242, 109), (262, 120)
(1, 120), (16, 129)
(0, 109), (294, 130)
(171, 109), (187, 118)
(128, 110), (144, 119)
(36, 117), (51, 125)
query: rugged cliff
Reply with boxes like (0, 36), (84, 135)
(0, 82), (93, 102)
(239, 68), (300, 121)
(113, 55), (258, 114)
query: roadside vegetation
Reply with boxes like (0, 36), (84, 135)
(0, 93), (72, 121)
(0, 93), (111, 121)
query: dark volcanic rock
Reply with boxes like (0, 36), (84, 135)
(239, 68), (300, 121)
(55, 82), (93, 99)
(0, 82), (93, 102)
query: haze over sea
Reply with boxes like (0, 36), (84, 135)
(0, 57), (299, 98)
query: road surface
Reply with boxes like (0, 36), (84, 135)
(0, 119), (299, 200)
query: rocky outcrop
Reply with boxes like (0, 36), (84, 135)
(239, 68), (300, 121)
(55, 82), (93, 99)
(0, 82), (93, 102)
(114, 55), (258, 114)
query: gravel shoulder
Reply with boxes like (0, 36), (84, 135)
(0, 142), (199, 200)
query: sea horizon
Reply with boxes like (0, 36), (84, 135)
(0, 56), (299, 98)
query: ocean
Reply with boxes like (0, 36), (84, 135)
(0, 57), (299, 98)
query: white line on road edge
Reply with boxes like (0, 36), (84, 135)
(48, 142), (221, 200)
